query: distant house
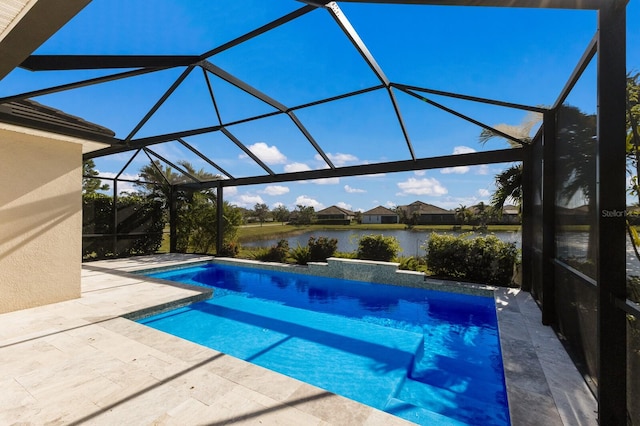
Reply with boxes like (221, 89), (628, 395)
(362, 206), (399, 224)
(398, 201), (456, 225)
(556, 204), (591, 226)
(500, 205), (520, 224)
(315, 205), (355, 223)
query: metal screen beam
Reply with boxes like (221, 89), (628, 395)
(115, 149), (142, 179)
(145, 148), (201, 183)
(334, 0), (606, 10)
(596, 1), (627, 424)
(177, 138), (234, 180)
(20, 55), (199, 71)
(326, 2), (415, 160)
(400, 88), (529, 146)
(521, 143), (534, 292)
(216, 183), (224, 255)
(184, 147), (522, 189)
(199, 61), (287, 112)
(0, 0), (91, 79)
(0, 67), (165, 104)
(552, 32), (598, 110)
(125, 66), (195, 141)
(541, 112), (556, 325)
(287, 112), (335, 169)
(221, 128), (275, 175)
(393, 83), (549, 113)
(201, 5), (316, 59)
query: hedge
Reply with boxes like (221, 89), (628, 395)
(426, 233), (518, 286)
(356, 234), (401, 262)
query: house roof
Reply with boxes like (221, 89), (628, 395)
(502, 204), (519, 214)
(0, 99), (115, 142)
(316, 205), (355, 216)
(401, 201), (452, 214)
(363, 205), (397, 216)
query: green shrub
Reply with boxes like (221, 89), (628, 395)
(308, 236), (338, 262)
(332, 251), (357, 259)
(253, 239), (289, 263)
(426, 233), (518, 286)
(397, 255), (428, 272)
(218, 241), (239, 257)
(356, 234), (401, 262)
(290, 244), (311, 265)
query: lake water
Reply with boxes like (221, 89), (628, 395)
(242, 229), (522, 258)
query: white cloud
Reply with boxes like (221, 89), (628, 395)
(240, 142), (287, 165)
(475, 165), (490, 175)
(99, 172), (140, 194)
(440, 146), (476, 175)
(336, 201), (352, 210)
(396, 177), (448, 196)
(452, 146), (476, 155)
(316, 152), (359, 167)
(223, 186), (238, 196)
(231, 194), (265, 208)
(284, 162), (311, 173)
(262, 185), (289, 196)
(311, 177), (340, 185)
(295, 195), (324, 210)
(345, 185), (366, 193)
(414, 170), (426, 176)
(478, 188), (491, 197)
(441, 165), (470, 175)
(283, 163), (338, 184)
(385, 201), (396, 209)
(355, 173), (386, 179)
(436, 196), (481, 210)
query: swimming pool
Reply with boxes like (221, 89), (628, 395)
(139, 262), (510, 425)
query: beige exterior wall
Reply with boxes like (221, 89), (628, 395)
(0, 125), (83, 313)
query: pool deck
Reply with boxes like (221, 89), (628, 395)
(0, 254), (597, 425)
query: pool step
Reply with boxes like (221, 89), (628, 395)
(421, 323), (501, 366)
(384, 398), (471, 426)
(394, 378), (510, 425)
(203, 295), (424, 410)
(409, 353), (507, 405)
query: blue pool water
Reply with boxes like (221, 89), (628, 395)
(139, 263), (510, 425)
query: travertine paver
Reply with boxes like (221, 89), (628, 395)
(0, 254), (410, 426)
(0, 254), (597, 425)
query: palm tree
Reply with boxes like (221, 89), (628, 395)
(83, 159), (109, 194)
(454, 204), (469, 227)
(138, 160), (220, 203)
(479, 112), (541, 213)
(491, 164), (522, 216)
(137, 159), (227, 253)
(479, 111), (542, 146)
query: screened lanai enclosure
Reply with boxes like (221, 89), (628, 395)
(0, 0), (636, 424)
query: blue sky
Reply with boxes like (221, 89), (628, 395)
(2, 0), (639, 212)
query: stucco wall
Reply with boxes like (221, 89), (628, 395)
(0, 126), (82, 313)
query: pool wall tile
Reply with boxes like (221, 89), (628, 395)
(210, 257), (496, 297)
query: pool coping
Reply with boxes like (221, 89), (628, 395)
(0, 254), (597, 425)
